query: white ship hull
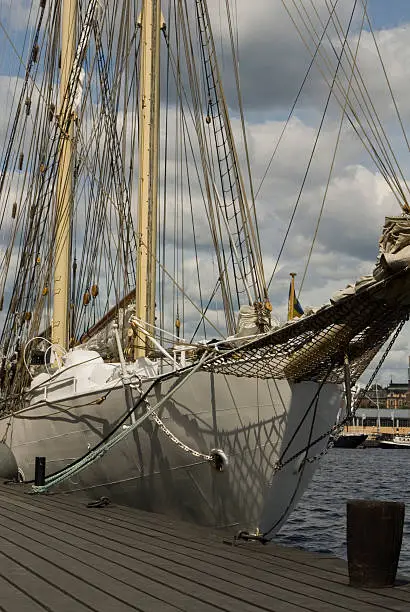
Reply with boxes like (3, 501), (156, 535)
(0, 352), (341, 535)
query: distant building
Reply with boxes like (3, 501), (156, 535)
(353, 408), (410, 430)
(345, 358), (410, 433)
(385, 356), (410, 408)
(357, 384), (386, 409)
(386, 382), (408, 408)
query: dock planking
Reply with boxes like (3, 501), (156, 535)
(0, 482), (409, 611)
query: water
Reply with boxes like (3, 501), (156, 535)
(275, 448), (410, 576)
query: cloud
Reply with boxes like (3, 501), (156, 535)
(354, 25), (410, 121)
(0, 0), (37, 32)
(208, 0), (366, 113)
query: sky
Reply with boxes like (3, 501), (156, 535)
(367, 0), (409, 29)
(1, 0), (410, 386)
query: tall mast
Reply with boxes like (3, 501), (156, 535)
(52, 0), (77, 350)
(135, 0), (162, 357)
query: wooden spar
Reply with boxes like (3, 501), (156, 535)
(52, 0), (76, 350)
(135, 0), (162, 357)
(287, 273), (296, 321)
(79, 287), (136, 343)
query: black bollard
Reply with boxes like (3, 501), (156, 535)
(34, 456), (46, 486)
(347, 500), (405, 588)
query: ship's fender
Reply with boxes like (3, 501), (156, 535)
(0, 442), (18, 479)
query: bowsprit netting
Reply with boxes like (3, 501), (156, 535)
(202, 268), (410, 384)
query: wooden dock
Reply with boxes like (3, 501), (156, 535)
(0, 482), (409, 611)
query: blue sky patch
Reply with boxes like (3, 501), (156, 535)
(367, 0), (409, 29)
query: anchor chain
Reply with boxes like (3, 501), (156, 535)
(149, 413), (212, 461)
(149, 412), (228, 470)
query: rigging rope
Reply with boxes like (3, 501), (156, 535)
(299, 1), (365, 294)
(283, 0), (408, 209)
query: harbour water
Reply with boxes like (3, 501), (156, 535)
(275, 448), (410, 576)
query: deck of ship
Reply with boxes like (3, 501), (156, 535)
(0, 481), (408, 611)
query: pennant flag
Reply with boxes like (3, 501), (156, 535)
(288, 274), (304, 320)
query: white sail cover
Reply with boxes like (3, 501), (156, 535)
(375, 216), (410, 277)
(81, 303), (135, 359)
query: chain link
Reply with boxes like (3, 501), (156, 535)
(129, 370), (213, 461)
(149, 412), (213, 461)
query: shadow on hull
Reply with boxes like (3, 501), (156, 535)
(0, 372), (341, 535)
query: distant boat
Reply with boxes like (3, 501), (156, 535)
(361, 433), (382, 448)
(380, 436), (410, 449)
(332, 433), (368, 449)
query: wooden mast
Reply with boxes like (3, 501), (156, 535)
(52, 0), (77, 350)
(135, 0), (162, 357)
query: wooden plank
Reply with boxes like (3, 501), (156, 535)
(46, 490), (347, 571)
(0, 511), (233, 612)
(0, 494), (406, 612)
(8, 489), (410, 611)
(3, 481), (405, 590)
(5, 486), (350, 577)
(0, 506), (345, 612)
(0, 550), (92, 612)
(232, 545), (410, 606)
(0, 521), (178, 612)
(0, 539), (137, 612)
(0, 509), (303, 612)
(1, 484), (409, 611)
(75, 498), (410, 605)
(0, 575), (48, 612)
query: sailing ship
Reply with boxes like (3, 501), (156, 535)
(0, 0), (410, 538)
